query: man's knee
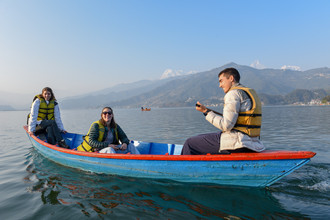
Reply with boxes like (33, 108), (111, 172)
(185, 136), (196, 145)
(183, 136), (198, 151)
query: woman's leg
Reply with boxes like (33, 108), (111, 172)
(40, 120), (63, 143)
(127, 143), (140, 154)
(99, 147), (116, 153)
(39, 120), (69, 148)
(116, 143), (140, 154)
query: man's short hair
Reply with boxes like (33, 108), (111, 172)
(218, 68), (240, 83)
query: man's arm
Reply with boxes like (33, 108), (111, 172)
(205, 90), (241, 131)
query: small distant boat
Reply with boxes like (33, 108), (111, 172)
(24, 126), (316, 187)
(141, 107), (151, 111)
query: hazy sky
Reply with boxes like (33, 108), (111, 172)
(1, 0), (329, 98)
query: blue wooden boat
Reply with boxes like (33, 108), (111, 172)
(24, 126), (316, 187)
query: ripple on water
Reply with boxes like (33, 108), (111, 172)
(1, 107), (329, 219)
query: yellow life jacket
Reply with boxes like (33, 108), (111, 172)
(36, 95), (56, 121)
(27, 95), (56, 123)
(77, 121), (119, 152)
(77, 121), (105, 152)
(229, 86), (262, 137)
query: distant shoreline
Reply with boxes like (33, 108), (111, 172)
(2, 104), (330, 112)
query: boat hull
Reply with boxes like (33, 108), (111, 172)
(24, 126), (315, 187)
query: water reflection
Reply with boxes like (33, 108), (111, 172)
(18, 106), (330, 219)
(25, 148), (310, 219)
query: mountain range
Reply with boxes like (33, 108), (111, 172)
(1, 62), (330, 110)
(60, 62), (330, 109)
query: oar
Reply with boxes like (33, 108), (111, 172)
(196, 104), (223, 116)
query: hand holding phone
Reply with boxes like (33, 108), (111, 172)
(195, 102), (222, 116)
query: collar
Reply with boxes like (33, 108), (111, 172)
(230, 83), (241, 89)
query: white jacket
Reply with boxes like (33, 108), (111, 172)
(205, 84), (265, 152)
(28, 99), (65, 132)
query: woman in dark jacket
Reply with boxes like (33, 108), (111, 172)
(77, 107), (139, 154)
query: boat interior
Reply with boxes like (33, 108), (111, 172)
(38, 132), (183, 155)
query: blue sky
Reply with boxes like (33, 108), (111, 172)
(1, 0), (329, 98)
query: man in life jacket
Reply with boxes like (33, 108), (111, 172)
(181, 67), (265, 155)
(27, 87), (69, 149)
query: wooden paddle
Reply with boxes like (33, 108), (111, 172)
(196, 103), (223, 116)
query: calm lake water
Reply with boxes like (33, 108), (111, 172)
(0, 105), (329, 219)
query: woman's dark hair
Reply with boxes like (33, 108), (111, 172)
(41, 87), (56, 100)
(100, 107), (116, 128)
(218, 68), (240, 83)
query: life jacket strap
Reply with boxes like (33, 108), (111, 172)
(238, 113), (262, 117)
(81, 135), (93, 152)
(234, 124), (261, 128)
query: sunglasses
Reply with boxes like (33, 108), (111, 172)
(102, 111), (112, 115)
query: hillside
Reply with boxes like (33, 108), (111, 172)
(60, 79), (173, 109)
(259, 89), (330, 105)
(59, 63), (330, 109)
(0, 105), (15, 111)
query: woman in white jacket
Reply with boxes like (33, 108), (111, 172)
(28, 87), (69, 149)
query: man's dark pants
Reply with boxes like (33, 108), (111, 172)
(181, 132), (221, 155)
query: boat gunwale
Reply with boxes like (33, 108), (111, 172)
(24, 126), (316, 161)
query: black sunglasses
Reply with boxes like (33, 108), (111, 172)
(102, 111), (112, 115)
